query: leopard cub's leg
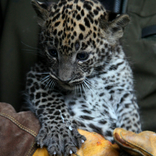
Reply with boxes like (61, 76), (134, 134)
(26, 71), (85, 156)
(29, 93), (85, 156)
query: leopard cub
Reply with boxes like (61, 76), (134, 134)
(26, 0), (141, 155)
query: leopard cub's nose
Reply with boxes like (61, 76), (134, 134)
(58, 77), (72, 84)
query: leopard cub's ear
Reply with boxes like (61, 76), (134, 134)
(31, 0), (55, 26)
(100, 14), (130, 45)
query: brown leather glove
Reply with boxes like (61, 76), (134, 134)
(0, 102), (40, 156)
(113, 128), (156, 156)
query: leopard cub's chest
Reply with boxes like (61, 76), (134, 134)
(63, 77), (119, 141)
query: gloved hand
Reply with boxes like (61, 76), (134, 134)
(0, 102), (40, 156)
(1, 102), (156, 156)
(113, 128), (156, 156)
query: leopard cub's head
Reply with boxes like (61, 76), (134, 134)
(32, 0), (129, 90)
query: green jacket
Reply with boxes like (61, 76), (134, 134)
(121, 0), (156, 131)
(1, 0), (156, 131)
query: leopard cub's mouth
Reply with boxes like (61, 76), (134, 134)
(58, 80), (84, 91)
(49, 73), (84, 91)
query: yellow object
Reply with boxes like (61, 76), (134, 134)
(33, 129), (119, 156)
(73, 129), (119, 156)
(33, 147), (49, 156)
(113, 128), (156, 156)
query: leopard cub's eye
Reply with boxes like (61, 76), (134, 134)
(77, 52), (89, 61)
(48, 48), (58, 57)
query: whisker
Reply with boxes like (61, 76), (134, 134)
(41, 75), (50, 80)
(22, 49), (45, 59)
(36, 72), (50, 75)
(44, 81), (50, 89)
(49, 80), (55, 89)
(80, 84), (84, 97)
(42, 78), (50, 85)
(21, 42), (45, 58)
(41, 75), (50, 83)
(40, 41), (51, 44)
(79, 84), (82, 95)
(21, 41), (39, 50)
(85, 78), (95, 90)
(48, 79), (53, 89)
(22, 49), (38, 52)
(85, 78), (91, 85)
(82, 83), (87, 96)
(83, 80), (90, 89)
(44, 78), (52, 89)
(76, 84), (79, 95)
(40, 73), (55, 90)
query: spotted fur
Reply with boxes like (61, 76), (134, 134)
(26, 0), (141, 155)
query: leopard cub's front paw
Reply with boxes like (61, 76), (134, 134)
(36, 124), (86, 156)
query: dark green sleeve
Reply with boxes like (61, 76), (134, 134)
(122, 0), (156, 131)
(1, 0), (156, 132)
(0, 0), (38, 111)
(0, 0), (58, 111)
